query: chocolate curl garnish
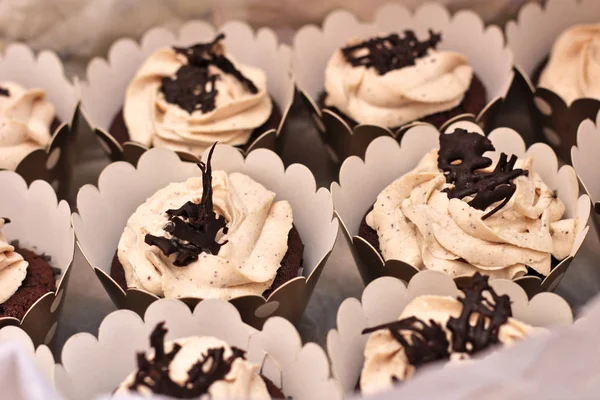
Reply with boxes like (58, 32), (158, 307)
(1, 218), (10, 224)
(0, 87), (9, 97)
(342, 30), (441, 75)
(145, 143), (228, 266)
(129, 322), (245, 398)
(446, 272), (512, 355)
(363, 316), (450, 367)
(161, 33), (258, 114)
(438, 129), (528, 220)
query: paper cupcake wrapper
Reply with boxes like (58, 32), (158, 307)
(77, 19), (295, 167)
(0, 172), (74, 347)
(72, 144), (338, 329)
(327, 270), (574, 395)
(0, 299), (340, 400)
(571, 112), (600, 241)
(0, 43), (78, 199)
(331, 119), (590, 297)
(292, 3), (514, 164)
(506, 0), (600, 163)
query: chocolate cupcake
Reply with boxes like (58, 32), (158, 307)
(115, 322), (285, 399)
(109, 33), (281, 154)
(359, 128), (577, 280)
(319, 31), (487, 130)
(0, 82), (61, 170)
(111, 143), (303, 300)
(0, 218), (56, 320)
(359, 273), (541, 395)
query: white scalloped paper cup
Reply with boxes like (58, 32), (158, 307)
(0, 43), (78, 198)
(327, 270), (574, 396)
(571, 111), (600, 240)
(72, 144), (338, 329)
(506, 0), (600, 163)
(331, 120), (590, 297)
(50, 298), (340, 400)
(0, 171), (74, 347)
(292, 2), (513, 163)
(78, 20), (295, 166)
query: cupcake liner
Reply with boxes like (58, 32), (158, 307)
(0, 43), (78, 199)
(331, 119), (590, 297)
(571, 112), (600, 241)
(72, 144), (338, 329)
(0, 171), (74, 347)
(292, 2), (513, 163)
(506, 0), (600, 163)
(77, 19), (295, 167)
(51, 298), (340, 400)
(327, 270), (574, 396)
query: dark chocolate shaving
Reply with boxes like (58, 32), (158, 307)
(0, 87), (9, 97)
(161, 33), (257, 114)
(446, 273), (512, 354)
(1, 217), (10, 224)
(438, 129), (528, 219)
(129, 322), (246, 398)
(342, 30), (441, 75)
(363, 316), (450, 367)
(145, 143), (228, 266)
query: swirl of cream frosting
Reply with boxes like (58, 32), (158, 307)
(116, 336), (272, 399)
(117, 170), (293, 300)
(365, 150), (577, 279)
(0, 81), (55, 170)
(0, 218), (28, 304)
(360, 295), (539, 395)
(323, 36), (473, 128)
(124, 43), (272, 154)
(539, 24), (600, 105)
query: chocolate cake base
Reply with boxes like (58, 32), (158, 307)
(263, 375), (286, 399)
(319, 74), (487, 130)
(108, 96), (283, 149)
(0, 247), (56, 320)
(111, 225), (304, 298)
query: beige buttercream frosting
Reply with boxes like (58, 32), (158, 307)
(0, 81), (55, 170)
(539, 24), (600, 105)
(360, 295), (538, 395)
(324, 36), (473, 127)
(0, 218), (28, 304)
(117, 170), (293, 300)
(365, 150), (577, 279)
(116, 336), (272, 399)
(123, 42), (272, 154)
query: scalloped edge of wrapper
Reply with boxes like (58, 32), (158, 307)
(331, 120), (591, 297)
(72, 144), (338, 329)
(506, 0), (600, 164)
(0, 298), (341, 400)
(0, 171), (74, 347)
(292, 2), (514, 164)
(572, 110), (600, 242)
(0, 43), (78, 199)
(76, 19), (295, 167)
(327, 270), (574, 396)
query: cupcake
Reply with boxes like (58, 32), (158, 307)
(111, 143), (302, 300)
(319, 31), (486, 130)
(115, 322), (285, 399)
(110, 34), (280, 153)
(0, 217), (56, 320)
(359, 273), (541, 394)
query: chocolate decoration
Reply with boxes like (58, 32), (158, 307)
(161, 33), (258, 114)
(341, 30), (441, 75)
(145, 143), (228, 266)
(1, 217), (10, 224)
(130, 322), (245, 398)
(363, 316), (450, 367)
(0, 87), (9, 97)
(438, 129), (528, 219)
(446, 273), (512, 354)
